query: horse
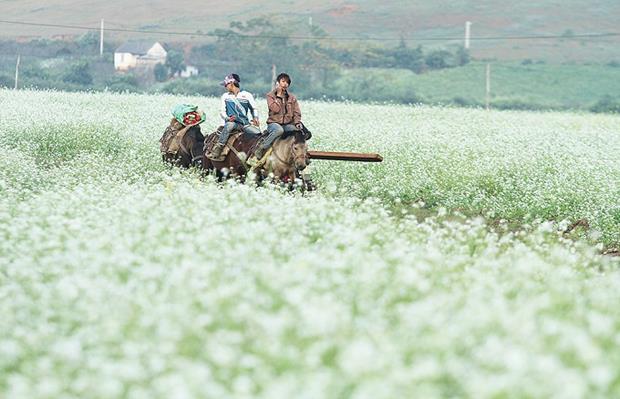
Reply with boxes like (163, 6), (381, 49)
(262, 131), (309, 183)
(160, 119), (205, 168)
(202, 129), (310, 186)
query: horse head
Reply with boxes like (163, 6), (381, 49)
(170, 124), (204, 168)
(291, 131), (308, 171)
(264, 130), (308, 182)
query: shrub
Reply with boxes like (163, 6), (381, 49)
(425, 50), (453, 69)
(62, 60), (93, 85)
(152, 78), (219, 96)
(590, 95), (620, 113)
(104, 74), (140, 92)
(154, 63), (168, 82)
(451, 96), (480, 107)
(491, 99), (549, 111)
(0, 74), (13, 88)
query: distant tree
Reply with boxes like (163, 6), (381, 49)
(561, 29), (575, 38)
(201, 17), (302, 83)
(165, 50), (185, 77)
(392, 40), (425, 72)
(590, 95), (620, 113)
(62, 60), (93, 85)
(105, 74), (139, 92)
(456, 46), (470, 66)
(425, 50), (452, 69)
(77, 31), (99, 51)
(21, 62), (50, 80)
(55, 47), (73, 57)
(154, 63), (169, 82)
(0, 74), (12, 88)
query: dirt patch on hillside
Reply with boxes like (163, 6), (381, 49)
(418, 13), (514, 30)
(327, 4), (359, 17)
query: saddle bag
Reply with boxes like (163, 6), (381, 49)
(204, 127), (244, 161)
(160, 119), (184, 155)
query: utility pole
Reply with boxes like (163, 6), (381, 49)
(486, 63), (491, 110)
(465, 21), (472, 49)
(100, 19), (104, 56)
(14, 54), (20, 90)
(271, 64), (277, 89)
(308, 16), (312, 26)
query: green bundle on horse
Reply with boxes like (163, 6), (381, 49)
(159, 104), (206, 168)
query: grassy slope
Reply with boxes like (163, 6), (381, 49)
(1, 0), (620, 62)
(334, 62), (620, 109)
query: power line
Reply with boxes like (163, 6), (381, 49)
(1, 19), (619, 42)
(0, 53), (98, 59)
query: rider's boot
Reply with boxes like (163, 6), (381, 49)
(207, 143), (225, 159)
(248, 147), (265, 166)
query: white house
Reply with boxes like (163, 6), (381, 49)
(177, 65), (199, 78)
(114, 41), (167, 72)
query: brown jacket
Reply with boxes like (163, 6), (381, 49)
(266, 89), (301, 125)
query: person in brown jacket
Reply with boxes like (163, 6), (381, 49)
(252, 73), (303, 161)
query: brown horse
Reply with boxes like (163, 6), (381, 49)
(160, 120), (205, 168)
(202, 129), (309, 185)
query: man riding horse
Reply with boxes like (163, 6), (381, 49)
(206, 73), (261, 159)
(248, 72), (305, 165)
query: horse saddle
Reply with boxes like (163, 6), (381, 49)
(204, 129), (244, 161)
(160, 119), (188, 155)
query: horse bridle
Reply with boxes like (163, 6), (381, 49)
(176, 126), (202, 166)
(272, 139), (306, 168)
(291, 140), (307, 167)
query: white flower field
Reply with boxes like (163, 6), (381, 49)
(1, 89), (619, 398)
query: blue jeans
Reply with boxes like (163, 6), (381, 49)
(218, 121), (260, 144)
(261, 123), (297, 149)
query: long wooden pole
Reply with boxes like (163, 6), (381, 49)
(308, 150), (383, 162)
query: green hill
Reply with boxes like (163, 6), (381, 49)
(331, 62), (620, 110)
(1, 0), (620, 62)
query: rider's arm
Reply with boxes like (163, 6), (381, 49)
(292, 96), (302, 125)
(246, 92), (259, 122)
(219, 93), (228, 122)
(267, 93), (281, 114)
